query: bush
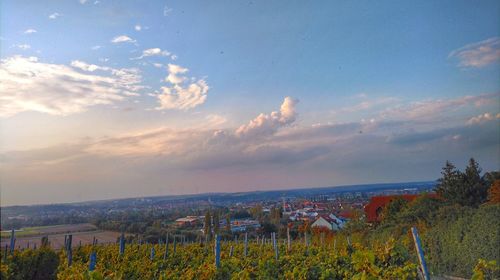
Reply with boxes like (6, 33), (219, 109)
(424, 204), (500, 278)
(7, 247), (59, 280)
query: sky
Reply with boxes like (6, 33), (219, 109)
(1, 0), (499, 206)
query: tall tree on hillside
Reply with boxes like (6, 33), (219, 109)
(463, 158), (489, 206)
(435, 159), (489, 207)
(225, 214), (231, 232)
(435, 161), (461, 200)
(204, 209), (212, 239)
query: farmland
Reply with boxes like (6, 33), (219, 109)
(0, 223), (120, 250)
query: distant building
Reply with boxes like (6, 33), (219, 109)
(230, 219), (260, 232)
(311, 215), (344, 231)
(175, 216), (201, 227)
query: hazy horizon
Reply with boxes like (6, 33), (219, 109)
(1, 179), (437, 207)
(1, 0), (499, 206)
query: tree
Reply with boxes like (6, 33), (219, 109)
(225, 214), (231, 232)
(435, 159), (489, 207)
(249, 204), (264, 221)
(381, 197), (408, 223)
(435, 161), (462, 202)
(213, 211), (220, 235)
(204, 209), (212, 238)
(463, 158), (489, 206)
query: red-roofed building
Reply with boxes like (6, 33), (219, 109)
(364, 194), (437, 223)
(337, 210), (354, 219)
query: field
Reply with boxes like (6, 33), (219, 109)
(0, 223), (120, 250)
(0, 223), (97, 238)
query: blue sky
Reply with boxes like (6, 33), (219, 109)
(1, 0), (499, 205)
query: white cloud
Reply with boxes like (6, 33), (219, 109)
(23, 29), (37, 34)
(153, 63), (163, 68)
(17, 44), (31, 50)
(91, 45), (101, 50)
(111, 35), (136, 44)
(79, 0), (88, 4)
(48, 12), (60, 19)
(449, 37), (500, 68)
(133, 48), (176, 60)
(154, 63), (209, 110)
(70, 60), (106, 72)
(135, 25), (142, 31)
(165, 63), (188, 84)
(0, 56), (143, 117)
(466, 112), (500, 125)
(235, 97), (299, 138)
(156, 80), (209, 110)
(144, 48), (170, 57)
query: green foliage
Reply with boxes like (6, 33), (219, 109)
(471, 259), (499, 280)
(424, 204), (500, 278)
(435, 159), (489, 207)
(213, 211), (220, 234)
(342, 209), (368, 236)
(4, 247), (59, 280)
(204, 209), (212, 239)
(381, 198), (409, 223)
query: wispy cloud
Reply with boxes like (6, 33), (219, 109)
(135, 25), (142, 31)
(23, 29), (37, 34)
(466, 112), (500, 125)
(449, 37), (500, 68)
(334, 96), (398, 114)
(111, 35), (136, 44)
(133, 48), (174, 60)
(48, 12), (60, 19)
(0, 56), (143, 117)
(16, 44), (31, 50)
(380, 93), (498, 121)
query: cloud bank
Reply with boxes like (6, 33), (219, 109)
(0, 56), (142, 117)
(2, 93), (499, 205)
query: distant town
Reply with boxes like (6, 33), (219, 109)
(1, 181), (435, 250)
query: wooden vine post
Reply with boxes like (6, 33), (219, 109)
(411, 227), (431, 280)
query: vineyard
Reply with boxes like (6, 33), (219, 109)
(2, 233), (421, 280)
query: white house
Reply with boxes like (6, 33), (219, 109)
(311, 215), (341, 231)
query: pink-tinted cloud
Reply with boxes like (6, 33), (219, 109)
(449, 37), (500, 68)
